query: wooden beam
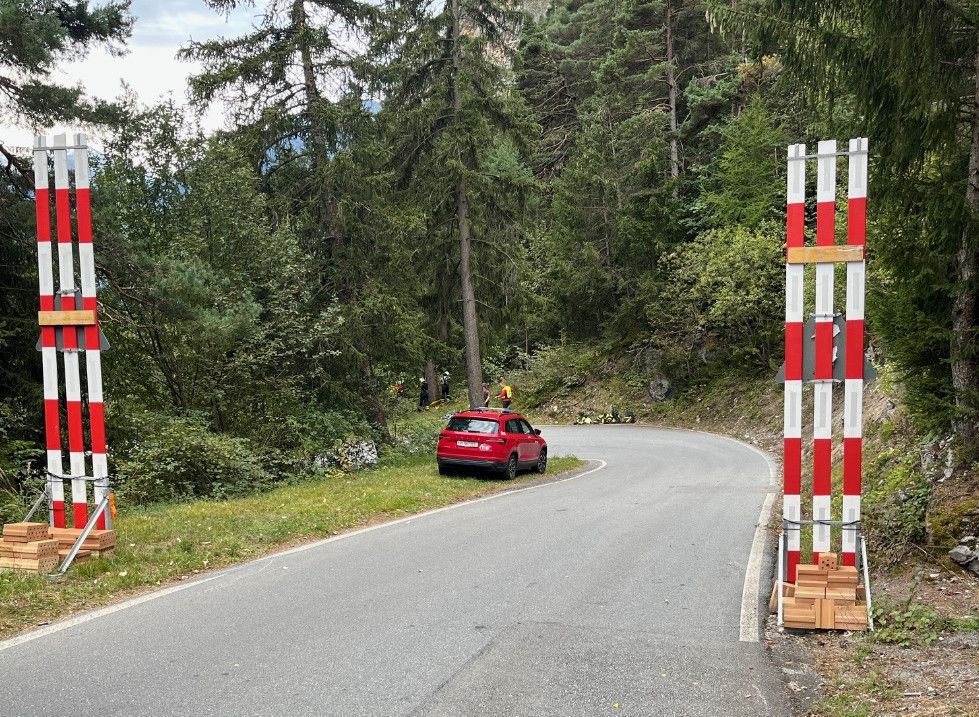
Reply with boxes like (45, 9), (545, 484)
(38, 310), (96, 326)
(786, 245), (865, 264)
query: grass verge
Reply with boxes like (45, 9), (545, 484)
(0, 454), (584, 639)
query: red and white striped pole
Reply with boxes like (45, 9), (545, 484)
(74, 133), (110, 530)
(52, 134), (89, 528)
(843, 137), (868, 566)
(33, 137), (67, 528)
(812, 139), (836, 563)
(783, 143), (805, 583)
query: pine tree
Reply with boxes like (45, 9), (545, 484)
(0, 0), (132, 179)
(708, 0), (979, 447)
(378, 0), (532, 408)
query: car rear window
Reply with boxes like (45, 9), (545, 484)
(447, 417), (499, 434)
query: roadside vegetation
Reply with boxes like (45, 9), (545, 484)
(2, 3), (979, 714)
(0, 448), (583, 639)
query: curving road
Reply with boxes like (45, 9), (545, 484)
(0, 425), (787, 716)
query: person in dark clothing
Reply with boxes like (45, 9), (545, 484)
(440, 371), (450, 400)
(418, 377), (429, 410)
(481, 383), (490, 407)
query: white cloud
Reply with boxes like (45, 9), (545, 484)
(0, 0), (261, 151)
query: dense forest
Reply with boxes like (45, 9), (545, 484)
(2, 0), (979, 508)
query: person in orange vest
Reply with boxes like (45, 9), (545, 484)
(497, 380), (513, 409)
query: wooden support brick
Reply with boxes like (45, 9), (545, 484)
(818, 599), (837, 629)
(795, 585), (827, 600)
(3, 522), (49, 542)
(769, 581), (796, 612)
(826, 586), (857, 602)
(818, 552), (839, 571)
(4, 540), (58, 559)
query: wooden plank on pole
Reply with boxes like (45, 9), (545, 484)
(37, 310), (96, 326)
(787, 245), (864, 264)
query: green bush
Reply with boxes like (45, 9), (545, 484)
(115, 416), (271, 505)
(872, 602), (946, 647)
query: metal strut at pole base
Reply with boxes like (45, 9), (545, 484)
(859, 534), (875, 632)
(51, 496), (109, 577)
(22, 482), (51, 523)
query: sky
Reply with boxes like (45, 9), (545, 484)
(1, 0), (264, 152)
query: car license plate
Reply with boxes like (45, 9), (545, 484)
(457, 440), (478, 447)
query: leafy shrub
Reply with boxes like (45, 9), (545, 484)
(872, 602), (946, 647)
(115, 416), (271, 505)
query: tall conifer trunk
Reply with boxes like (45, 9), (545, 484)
(451, 0), (484, 409)
(292, 0), (337, 242)
(665, 0), (679, 197)
(952, 41), (979, 448)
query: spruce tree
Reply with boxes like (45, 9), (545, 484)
(378, 0), (531, 408)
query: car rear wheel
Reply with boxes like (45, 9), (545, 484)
(535, 449), (547, 474)
(438, 462), (450, 476)
(503, 454), (518, 480)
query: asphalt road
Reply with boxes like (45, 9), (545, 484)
(1, 425), (787, 717)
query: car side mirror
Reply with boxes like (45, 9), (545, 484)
(534, 429), (542, 435)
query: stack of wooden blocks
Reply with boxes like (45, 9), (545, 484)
(779, 552), (869, 631)
(0, 522), (59, 574)
(49, 527), (116, 561)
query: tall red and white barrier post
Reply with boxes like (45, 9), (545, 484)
(779, 137), (872, 584)
(783, 143), (805, 584)
(32, 133), (111, 531)
(843, 137), (868, 566)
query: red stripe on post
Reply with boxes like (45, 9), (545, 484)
(76, 188), (92, 243)
(816, 201), (835, 246)
(67, 401), (84, 452)
(72, 502), (88, 528)
(783, 437), (802, 495)
(55, 190), (71, 243)
(52, 501), (66, 529)
(40, 324), (56, 348)
(846, 319), (864, 378)
(35, 188), (51, 239)
(786, 203), (805, 248)
(841, 553), (856, 567)
(89, 402), (106, 453)
(847, 197), (867, 246)
(813, 439), (832, 496)
(814, 322), (834, 378)
(44, 399), (61, 450)
(843, 437), (862, 495)
(787, 550), (801, 584)
(82, 296), (99, 347)
(784, 323), (803, 380)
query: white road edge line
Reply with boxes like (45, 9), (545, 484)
(736, 441), (778, 643)
(0, 575), (221, 653)
(0, 458), (608, 653)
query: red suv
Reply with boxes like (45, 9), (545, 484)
(436, 409), (547, 479)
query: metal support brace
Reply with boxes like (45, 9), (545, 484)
(859, 534), (875, 632)
(22, 483), (50, 523)
(51, 496), (109, 576)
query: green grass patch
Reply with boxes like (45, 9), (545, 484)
(0, 454), (583, 639)
(817, 671), (902, 717)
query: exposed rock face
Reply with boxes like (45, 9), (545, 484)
(949, 539), (979, 578)
(312, 439), (379, 471)
(648, 378), (673, 402)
